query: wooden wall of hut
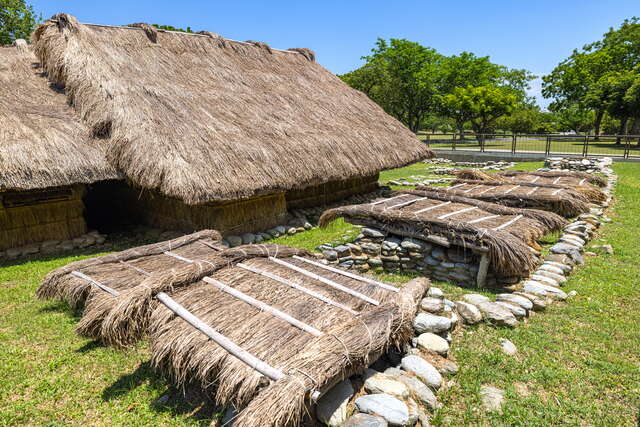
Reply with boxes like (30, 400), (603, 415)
(285, 174), (379, 209)
(0, 185), (87, 250)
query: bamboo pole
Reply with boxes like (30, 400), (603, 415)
(119, 260), (151, 276)
(268, 257), (380, 306)
(203, 277), (323, 336)
(413, 201), (451, 214)
(527, 186), (539, 195)
(493, 214), (523, 231)
(475, 186), (495, 195)
(467, 214), (500, 224)
(291, 256), (399, 293)
(71, 271), (119, 296)
(155, 291), (285, 381)
(369, 194), (407, 206)
(503, 185), (521, 194)
(163, 251), (195, 263)
(438, 206), (478, 220)
(385, 197), (428, 211)
(237, 263), (358, 314)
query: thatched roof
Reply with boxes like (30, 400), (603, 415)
(454, 169), (607, 203)
(32, 14), (433, 204)
(38, 239), (427, 426)
(320, 190), (566, 278)
(37, 229), (222, 309)
(432, 180), (591, 217)
(0, 42), (118, 191)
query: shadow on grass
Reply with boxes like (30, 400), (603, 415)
(75, 339), (104, 353)
(38, 301), (82, 320)
(103, 361), (221, 422)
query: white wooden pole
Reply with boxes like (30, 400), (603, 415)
(437, 206), (479, 220)
(493, 214), (523, 231)
(71, 271), (119, 296)
(476, 253), (490, 288)
(163, 251), (195, 263)
(237, 263), (358, 315)
(413, 201), (451, 214)
(155, 292), (285, 381)
(467, 214), (500, 224)
(203, 277), (324, 336)
(291, 256), (398, 293)
(268, 257), (380, 306)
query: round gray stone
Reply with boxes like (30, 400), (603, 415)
(400, 355), (442, 390)
(344, 413), (388, 427)
(413, 313), (452, 334)
(354, 394), (410, 426)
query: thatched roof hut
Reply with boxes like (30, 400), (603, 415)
(320, 189), (566, 280)
(429, 180), (591, 217)
(0, 42), (118, 250)
(454, 169), (607, 204)
(32, 14), (432, 207)
(0, 43), (116, 191)
(38, 240), (427, 426)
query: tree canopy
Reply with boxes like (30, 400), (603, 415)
(0, 0), (38, 45)
(341, 38), (532, 135)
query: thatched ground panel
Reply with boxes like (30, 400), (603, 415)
(424, 180), (591, 217)
(38, 240), (426, 426)
(454, 169), (607, 204)
(320, 190), (566, 280)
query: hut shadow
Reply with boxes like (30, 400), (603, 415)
(75, 339), (103, 353)
(103, 361), (221, 422)
(38, 301), (82, 320)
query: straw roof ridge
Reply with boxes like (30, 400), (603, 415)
(32, 13), (432, 204)
(0, 42), (118, 191)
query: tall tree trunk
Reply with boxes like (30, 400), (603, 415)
(457, 120), (465, 141)
(593, 109), (604, 141)
(615, 117), (628, 144)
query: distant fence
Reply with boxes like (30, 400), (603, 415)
(418, 133), (640, 159)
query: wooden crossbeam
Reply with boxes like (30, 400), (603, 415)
(156, 292), (285, 381)
(164, 251), (195, 263)
(447, 183), (467, 190)
(369, 194), (407, 206)
(551, 188), (563, 195)
(530, 176), (540, 183)
(527, 186), (539, 195)
(268, 257), (380, 306)
(553, 177), (562, 184)
(437, 206), (479, 220)
(199, 240), (223, 251)
(119, 260), (152, 277)
(385, 196), (428, 211)
(578, 178), (586, 185)
(71, 271), (119, 296)
(203, 277), (324, 336)
(503, 185), (521, 194)
(463, 185), (482, 193)
(467, 214), (500, 224)
(413, 201), (451, 214)
(475, 186), (495, 195)
(493, 214), (523, 231)
(292, 255), (398, 293)
(237, 263), (358, 315)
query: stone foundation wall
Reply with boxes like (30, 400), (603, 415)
(318, 227), (506, 287)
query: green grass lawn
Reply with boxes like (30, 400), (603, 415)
(0, 160), (637, 425)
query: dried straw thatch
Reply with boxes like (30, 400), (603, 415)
(454, 169), (607, 203)
(32, 14), (432, 205)
(39, 240), (426, 426)
(36, 229), (222, 310)
(0, 42), (117, 191)
(434, 180), (591, 217)
(320, 190), (566, 278)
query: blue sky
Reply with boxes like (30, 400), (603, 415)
(30, 1), (639, 108)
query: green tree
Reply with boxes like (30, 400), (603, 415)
(0, 0), (38, 45)
(555, 104), (594, 134)
(152, 23), (194, 33)
(340, 38), (444, 132)
(543, 17), (640, 136)
(442, 85), (518, 139)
